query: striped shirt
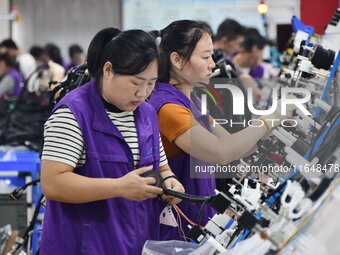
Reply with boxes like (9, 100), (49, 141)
(42, 106), (168, 168)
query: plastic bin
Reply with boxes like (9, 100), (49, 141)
(0, 194), (27, 236)
(0, 151), (41, 201)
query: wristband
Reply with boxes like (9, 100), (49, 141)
(162, 175), (178, 183)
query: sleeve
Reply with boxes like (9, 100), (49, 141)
(0, 75), (15, 97)
(158, 103), (199, 143)
(159, 134), (168, 167)
(41, 107), (85, 168)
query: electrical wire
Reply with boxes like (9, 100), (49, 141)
(230, 230), (244, 249)
(173, 205), (187, 241)
(173, 205), (197, 226)
(226, 227), (242, 249)
(164, 189), (216, 230)
(197, 199), (210, 226)
(163, 189), (213, 204)
(11, 194), (44, 254)
(9, 179), (41, 200)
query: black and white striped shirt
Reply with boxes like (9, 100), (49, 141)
(42, 106), (168, 168)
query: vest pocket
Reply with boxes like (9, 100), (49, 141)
(80, 224), (93, 255)
(87, 152), (130, 163)
(141, 154), (157, 167)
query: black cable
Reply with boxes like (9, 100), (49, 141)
(22, 194), (44, 240)
(20, 179), (40, 191)
(197, 199), (210, 226)
(11, 194), (44, 254)
(226, 227), (242, 248)
(163, 189), (212, 204)
(309, 178), (333, 202)
(9, 179), (41, 200)
(163, 189), (217, 228)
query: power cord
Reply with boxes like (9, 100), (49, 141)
(163, 189), (213, 204)
(9, 179), (40, 200)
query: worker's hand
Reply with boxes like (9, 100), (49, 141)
(118, 166), (163, 201)
(261, 100), (295, 130)
(162, 177), (185, 205)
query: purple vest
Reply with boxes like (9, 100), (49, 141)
(149, 82), (216, 240)
(40, 79), (161, 255)
(249, 65), (264, 79)
(8, 68), (22, 97)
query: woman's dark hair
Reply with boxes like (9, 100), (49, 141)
(29, 46), (46, 59)
(87, 27), (158, 80)
(198, 21), (214, 39)
(45, 43), (63, 66)
(68, 44), (83, 59)
(151, 20), (210, 83)
(241, 28), (268, 52)
(215, 18), (246, 41)
(0, 53), (17, 68)
(0, 39), (18, 50)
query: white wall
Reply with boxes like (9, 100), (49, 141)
(122, 0), (268, 35)
(267, 0), (301, 39)
(12, 0), (121, 61)
(9, 0), (300, 60)
(0, 0), (10, 41)
(122, 0), (300, 40)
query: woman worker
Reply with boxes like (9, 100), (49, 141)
(40, 27), (184, 255)
(0, 53), (22, 100)
(149, 20), (292, 240)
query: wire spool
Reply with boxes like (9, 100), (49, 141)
(323, 49), (335, 70)
(141, 170), (162, 187)
(309, 45), (335, 70)
(310, 45), (325, 69)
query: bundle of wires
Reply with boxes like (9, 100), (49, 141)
(163, 189), (216, 228)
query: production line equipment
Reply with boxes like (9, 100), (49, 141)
(160, 33), (340, 255)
